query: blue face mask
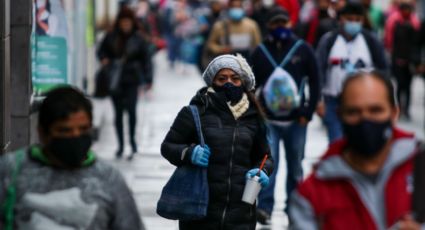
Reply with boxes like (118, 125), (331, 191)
(270, 27), (292, 40)
(228, 8), (245, 21)
(344, 21), (362, 37)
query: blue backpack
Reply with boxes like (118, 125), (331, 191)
(259, 40), (306, 116)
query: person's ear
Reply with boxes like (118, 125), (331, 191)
(391, 106), (400, 125)
(38, 126), (49, 145)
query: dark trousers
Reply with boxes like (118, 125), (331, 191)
(111, 86), (138, 153)
(257, 122), (307, 215)
(393, 63), (413, 116)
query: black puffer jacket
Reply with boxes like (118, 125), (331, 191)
(161, 88), (273, 230)
(97, 31), (149, 87)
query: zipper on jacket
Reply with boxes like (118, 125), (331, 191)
(220, 122), (238, 229)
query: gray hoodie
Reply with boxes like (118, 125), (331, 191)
(0, 147), (145, 230)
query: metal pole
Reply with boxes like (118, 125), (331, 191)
(9, 0), (33, 151)
(0, 0), (11, 154)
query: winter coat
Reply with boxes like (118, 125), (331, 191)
(289, 128), (418, 230)
(0, 146), (144, 230)
(249, 36), (321, 122)
(97, 30), (149, 88)
(161, 88), (273, 230)
(205, 18), (262, 60)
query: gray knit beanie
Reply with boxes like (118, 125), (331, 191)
(202, 54), (256, 91)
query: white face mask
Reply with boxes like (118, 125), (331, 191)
(263, 0), (274, 7)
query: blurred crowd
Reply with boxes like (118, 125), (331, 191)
(107, 0), (424, 116)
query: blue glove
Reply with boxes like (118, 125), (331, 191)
(191, 145), (211, 167)
(246, 168), (269, 188)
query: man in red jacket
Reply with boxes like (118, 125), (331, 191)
(289, 70), (423, 229)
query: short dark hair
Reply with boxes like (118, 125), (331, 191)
(339, 70), (397, 108)
(338, 2), (365, 17)
(38, 86), (92, 134)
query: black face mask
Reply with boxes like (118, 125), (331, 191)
(212, 82), (244, 105)
(47, 134), (92, 167)
(342, 119), (393, 157)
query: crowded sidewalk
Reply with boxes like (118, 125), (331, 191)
(91, 51), (424, 230)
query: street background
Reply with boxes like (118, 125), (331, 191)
(91, 51), (425, 230)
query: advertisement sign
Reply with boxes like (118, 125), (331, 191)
(32, 0), (69, 95)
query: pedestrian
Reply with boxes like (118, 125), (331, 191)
(97, 6), (149, 159)
(0, 86), (144, 230)
(249, 7), (320, 225)
(198, 0), (224, 73)
(204, 0), (261, 65)
(384, 0), (421, 120)
(250, 0), (275, 39)
(161, 54), (273, 230)
(316, 2), (388, 144)
(304, 0), (339, 48)
(361, 0), (385, 37)
(289, 70), (423, 230)
(275, 0), (300, 25)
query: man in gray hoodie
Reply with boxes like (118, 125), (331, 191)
(0, 86), (144, 230)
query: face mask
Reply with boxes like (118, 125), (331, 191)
(213, 82), (244, 104)
(47, 134), (92, 167)
(342, 119), (393, 157)
(270, 27), (292, 40)
(228, 8), (245, 21)
(344, 21), (362, 37)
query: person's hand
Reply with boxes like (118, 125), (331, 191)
(316, 101), (325, 118)
(191, 145), (211, 167)
(393, 215), (421, 230)
(298, 117), (309, 126)
(101, 58), (110, 66)
(246, 168), (269, 188)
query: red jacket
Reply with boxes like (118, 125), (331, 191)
(290, 128), (417, 229)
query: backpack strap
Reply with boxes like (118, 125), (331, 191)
(280, 40), (304, 67)
(298, 77), (308, 97)
(259, 40), (304, 68)
(3, 149), (25, 230)
(259, 44), (278, 68)
(189, 105), (205, 147)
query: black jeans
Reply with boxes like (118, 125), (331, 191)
(111, 86), (138, 153)
(393, 62), (413, 115)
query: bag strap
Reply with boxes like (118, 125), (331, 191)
(259, 44), (278, 68)
(298, 77), (308, 97)
(3, 149), (25, 230)
(259, 40), (304, 68)
(189, 105), (205, 147)
(280, 40), (303, 67)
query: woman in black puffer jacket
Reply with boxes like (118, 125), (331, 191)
(161, 54), (273, 230)
(97, 7), (149, 159)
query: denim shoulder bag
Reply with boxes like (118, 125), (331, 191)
(156, 105), (209, 220)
